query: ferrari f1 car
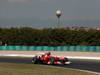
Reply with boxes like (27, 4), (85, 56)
(32, 52), (71, 65)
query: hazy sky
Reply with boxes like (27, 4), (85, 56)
(0, 0), (100, 27)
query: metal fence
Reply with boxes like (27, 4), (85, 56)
(0, 46), (100, 52)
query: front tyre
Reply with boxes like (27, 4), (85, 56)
(64, 58), (68, 62)
(60, 58), (69, 64)
(64, 58), (71, 64)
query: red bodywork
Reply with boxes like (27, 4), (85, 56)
(32, 52), (71, 65)
(33, 53), (70, 65)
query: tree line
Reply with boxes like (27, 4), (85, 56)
(0, 27), (100, 46)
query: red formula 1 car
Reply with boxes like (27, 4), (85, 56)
(32, 52), (71, 65)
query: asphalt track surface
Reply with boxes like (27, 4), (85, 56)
(0, 57), (100, 73)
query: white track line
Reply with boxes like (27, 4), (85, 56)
(64, 67), (100, 75)
(0, 54), (100, 60)
(67, 56), (100, 60)
(43, 65), (100, 75)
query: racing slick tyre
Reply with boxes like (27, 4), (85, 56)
(64, 58), (70, 65)
(60, 58), (68, 64)
(32, 57), (40, 64)
(32, 57), (43, 64)
(64, 58), (68, 62)
(49, 57), (55, 65)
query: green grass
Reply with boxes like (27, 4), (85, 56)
(0, 62), (98, 75)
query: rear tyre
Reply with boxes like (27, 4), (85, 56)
(32, 57), (39, 64)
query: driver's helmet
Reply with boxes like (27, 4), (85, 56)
(45, 52), (51, 56)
